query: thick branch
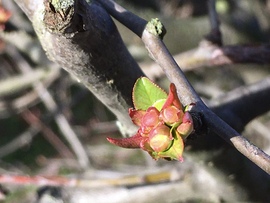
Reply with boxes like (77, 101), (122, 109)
(14, 0), (145, 135)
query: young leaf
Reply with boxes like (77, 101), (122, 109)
(133, 77), (167, 110)
(107, 135), (142, 149)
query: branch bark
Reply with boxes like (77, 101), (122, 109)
(14, 0), (145, 135)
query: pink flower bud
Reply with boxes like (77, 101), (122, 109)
(129, 108), (146, 126)
(142, 107), (160, 128)
(160, 106), (184, 126)
(177, 112), (194, 138)
(149, 125), (172, 152)
(107, 80), (190, 162)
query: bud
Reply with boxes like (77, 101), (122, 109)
(107, 78), (193, 162)
(129, 108), (146, 126)
(177, 112), (194, 138)
(149, 125), (172, 152)
(160, 106), (184, 126)
(141, 107), (160, 128)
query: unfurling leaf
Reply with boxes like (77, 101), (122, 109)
(132, 77), (167, 110)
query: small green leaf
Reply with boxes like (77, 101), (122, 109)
(133, 77), (167, 110)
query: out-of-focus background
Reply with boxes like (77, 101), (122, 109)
(0, 0), (270, 202)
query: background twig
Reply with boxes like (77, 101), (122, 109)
(7, 45), (90, 169)
(206, 0), (222, 45)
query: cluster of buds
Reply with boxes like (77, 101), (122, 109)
(107, 78), (194, 161)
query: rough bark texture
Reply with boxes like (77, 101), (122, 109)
(15, 0), (144, 135)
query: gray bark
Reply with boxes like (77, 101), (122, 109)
(14, 0), (144, 135)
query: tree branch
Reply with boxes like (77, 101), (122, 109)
(14, 0), (144, 136)
(142, 26), (270, 174)
(97, 0), (270, 174)
(205, 0), (222, 45)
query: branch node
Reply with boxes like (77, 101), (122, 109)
(146, 18), (166, 39)
(204, 28), (222, 46)
(44, 0), (74, 33)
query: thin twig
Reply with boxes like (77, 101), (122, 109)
(203, 107), (270, 171)
(174, 43), (270, 68)
(206, 0), (222, 45)
(207, 0), (219, 31)
(141, 28), (270, 174)
(97, 0), (200, 106)
(21, 109), (75, 159)
(98, 0), (270, 174)
(97, 0), (201, 105)
(96, 0), (147, 37)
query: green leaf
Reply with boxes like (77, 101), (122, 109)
(133, 77), (167, 110)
